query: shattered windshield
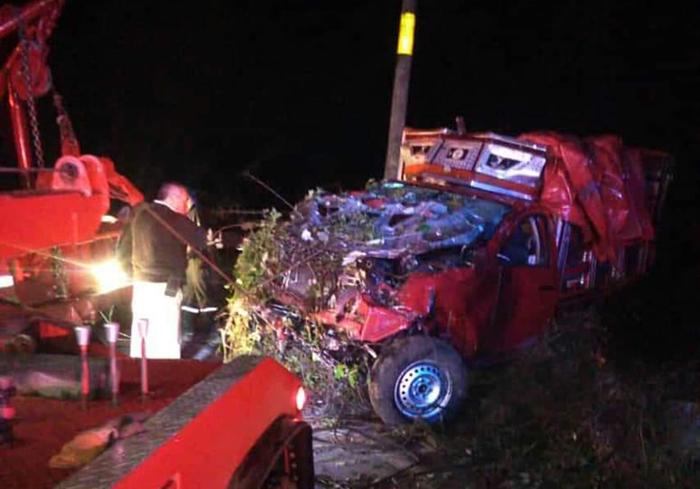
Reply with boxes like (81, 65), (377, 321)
(292, 181), (510, 260)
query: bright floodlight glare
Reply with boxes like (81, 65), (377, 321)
(295, 386), (307, 412)
(91, 259), (129, 293)
(100, 214), (118, 224)
(0, 274), (13, 289)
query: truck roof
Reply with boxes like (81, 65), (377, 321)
(400, 127), (673, 261)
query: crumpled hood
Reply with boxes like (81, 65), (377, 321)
(290, 182), (510, 262)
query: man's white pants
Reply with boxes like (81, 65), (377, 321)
(129, 281), (182, 359)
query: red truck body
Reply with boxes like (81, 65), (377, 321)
(53, 358), (313, 489)
(311, 128), (672, 358)
(3, 357), (314, 489)
(258, 125), (672, 424)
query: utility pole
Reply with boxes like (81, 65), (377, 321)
(384, 0), (416, 180)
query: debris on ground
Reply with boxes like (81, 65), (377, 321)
(48, 413), (148, 469)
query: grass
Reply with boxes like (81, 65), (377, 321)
(318, 308), (700, 489)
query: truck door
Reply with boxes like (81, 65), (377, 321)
(490, 214), (559, 353)
(556, 221), (596, 296)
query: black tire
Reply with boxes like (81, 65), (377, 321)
(368, 335), (468, 425)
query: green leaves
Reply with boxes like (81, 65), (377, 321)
(333, 363), (361, 388)
(233, 209), (281, 297)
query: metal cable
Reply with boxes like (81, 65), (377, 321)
(17, 11), (45, 168)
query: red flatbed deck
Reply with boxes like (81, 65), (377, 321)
(0, 359), (220, 489)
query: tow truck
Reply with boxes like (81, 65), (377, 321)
(0, 0), (144, 350)
(0, 1), (314, 487)
(245, 123), (673, 425)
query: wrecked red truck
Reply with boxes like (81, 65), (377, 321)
(243, 124), (673, 425)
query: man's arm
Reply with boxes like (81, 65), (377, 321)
(171, 213), (207, 250)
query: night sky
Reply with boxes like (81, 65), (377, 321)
(43, 0), (699, 211)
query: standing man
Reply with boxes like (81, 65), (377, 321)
(117, 182), (206, 359)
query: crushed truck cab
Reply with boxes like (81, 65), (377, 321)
(255, 125), (672, 425)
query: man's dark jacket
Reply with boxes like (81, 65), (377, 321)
(117, 202), (206, 283)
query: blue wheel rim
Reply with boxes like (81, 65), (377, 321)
(394, 360), (452, 420)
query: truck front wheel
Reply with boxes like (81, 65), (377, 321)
(368, 336), (468, 425)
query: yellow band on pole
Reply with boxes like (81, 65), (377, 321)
(396, 12), (415, 56)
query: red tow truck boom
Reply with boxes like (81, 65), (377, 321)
(0, 3), (315, 487)
(0, 0), (143, 337)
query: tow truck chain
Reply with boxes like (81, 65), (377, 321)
(17, 8), (45, 169)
